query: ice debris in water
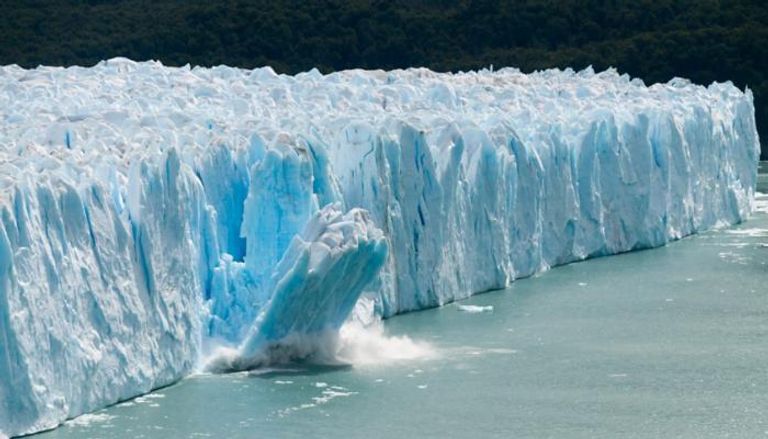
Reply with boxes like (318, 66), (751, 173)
(64, 413), (115, 428)
(457, 305), (495, 313)
(0, 59), (760, 437)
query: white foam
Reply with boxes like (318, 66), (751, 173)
(134, 393), (165, 404)
(202, 318), (435, 371)
(276, 387), (358, 418)
(65, 413), (115, 428)
(725, 228), (768, 236)
(312, 389), (357, 405)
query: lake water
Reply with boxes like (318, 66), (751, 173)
(37, 163), (768, 439)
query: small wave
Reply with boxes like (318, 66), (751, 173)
(725, 227), (768, 236)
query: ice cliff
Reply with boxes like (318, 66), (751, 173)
(0, 59), (760, 437)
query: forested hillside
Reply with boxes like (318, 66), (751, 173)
(1, 0), (765, 158)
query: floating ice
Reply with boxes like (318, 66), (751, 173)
(64, 413), (115, 428)
(457, 304), (495, 313)
(0, 59), (760, 437)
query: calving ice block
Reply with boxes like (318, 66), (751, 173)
(0, 59), (760, 436)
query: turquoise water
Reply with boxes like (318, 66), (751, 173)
(37, 165), (768, 439)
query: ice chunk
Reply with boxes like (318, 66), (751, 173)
(457, 305), (494, 313)
(206, 204), (388, 371)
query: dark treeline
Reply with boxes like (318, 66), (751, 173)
(1, 0), (766, 158)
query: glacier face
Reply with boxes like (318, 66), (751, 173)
(0, 59), (760, 437)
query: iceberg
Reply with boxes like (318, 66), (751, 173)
(0, 59), (760, 437)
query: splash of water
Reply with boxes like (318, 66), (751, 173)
(334, 321), (437, 366)
(201, 319), (436, 372)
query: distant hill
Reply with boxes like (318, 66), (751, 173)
(1, 0), (765, 159)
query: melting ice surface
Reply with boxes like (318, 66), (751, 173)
(0, 59), (761, 437)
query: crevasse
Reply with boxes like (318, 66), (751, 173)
(0, 59), (760, 437)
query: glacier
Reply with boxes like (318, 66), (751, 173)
(0, 59), (760, 437)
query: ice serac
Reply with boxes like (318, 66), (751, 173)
(207, 204), (388, 371)
(243, 205), (387, 352)
(206, 144), (315, 343)
(0, 60), (760, 437)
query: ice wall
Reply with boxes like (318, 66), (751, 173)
(0, 150), (208, 435)
(0, 59), (760, 437)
